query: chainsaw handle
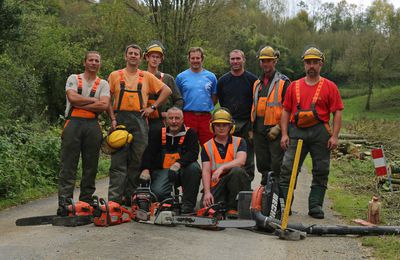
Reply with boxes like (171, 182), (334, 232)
(120, 207), (133, 223)
(99, 198), (110, 226)
(67, 198), (76, 216)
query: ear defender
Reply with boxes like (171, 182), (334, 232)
(209, 107), (236, 135)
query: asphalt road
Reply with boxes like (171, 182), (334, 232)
(0, 167), (371, 260)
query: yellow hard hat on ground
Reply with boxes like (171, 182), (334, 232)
(101, 125), (133, 154)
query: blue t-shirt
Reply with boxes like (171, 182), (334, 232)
(176, 69), (217, 112)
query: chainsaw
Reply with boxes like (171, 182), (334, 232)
(16, 196), (95, 227)
(93, 198), (133, 227)
(153, 200), (255, 229)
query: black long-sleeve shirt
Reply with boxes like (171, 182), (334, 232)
(141, 125), (199, 170)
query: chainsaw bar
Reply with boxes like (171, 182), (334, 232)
(52, 216), (93, 227)
(173, 216), (217, 226)
(16, 215), (93, 227)
(16, 215), (58, 226)
(216, 219), (256, 228)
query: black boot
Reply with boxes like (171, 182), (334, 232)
(308, 186), (326, 219)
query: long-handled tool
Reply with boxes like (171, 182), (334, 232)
(275, 139), (307, 240)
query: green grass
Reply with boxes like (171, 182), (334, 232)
(341, 86), (400, 121)
(325, 85), (400, 259)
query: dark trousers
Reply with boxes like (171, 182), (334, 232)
(210, 167), (251, 210)
(279, 123), (331, 191)
(151, 162), (201, 211)
(253, 130), (284, 183)
(108, 111), (148, 204)
(233, 119), (255, 181)
(58, 118), (102, 203)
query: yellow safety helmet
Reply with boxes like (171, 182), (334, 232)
(144, 40), (165, 57)
(101, 125), (133, 154)
(302, 47), (324, 62)
(209, 107), (235, 134)
(257, 46), (279, 60)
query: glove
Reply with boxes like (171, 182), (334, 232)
(267, 124), (281, 141)
(168, 169), (179, 183)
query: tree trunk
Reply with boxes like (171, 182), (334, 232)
(365, 79), (373, 111)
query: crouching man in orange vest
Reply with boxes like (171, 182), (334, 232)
(140, 107), (201, 214)
(201, 108), (251, 217)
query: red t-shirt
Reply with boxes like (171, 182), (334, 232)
(283, 77), (344, 123)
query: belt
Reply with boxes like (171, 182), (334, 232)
(184, 111), (210, 116)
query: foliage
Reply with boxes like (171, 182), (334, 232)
(341, 86), (400, 121)
(0, 121), (60, 200)
(0, 0), (21, 53)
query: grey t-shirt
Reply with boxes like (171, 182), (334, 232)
(64, 74), (110, 117)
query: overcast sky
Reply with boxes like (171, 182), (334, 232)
(323, 0), (400, 8)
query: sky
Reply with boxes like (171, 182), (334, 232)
(286, 0), (400, 17)
(324, 0), (400, 8)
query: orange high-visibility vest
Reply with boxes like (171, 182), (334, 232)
(161, 126), (188, 169)
(67, 74), (101, 119)
(203, 136), (241, 187)
(251, 72), (287, 126)
(113, 69), (144, 112)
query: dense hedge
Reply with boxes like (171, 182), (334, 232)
(0, 121), (60, 199)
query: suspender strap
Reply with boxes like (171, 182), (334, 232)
(77, 74), (83, 94)
(67, 74), (101, 119)
(90, 77), (101, 97)
(296, 78), (325, 109)
(137, 71), (144, 110)
(115, 70), (145, 112)
(116, 70), (125, 112)
(162, 127), (167, 145)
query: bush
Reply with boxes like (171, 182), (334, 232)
(0, 121), (60, 199)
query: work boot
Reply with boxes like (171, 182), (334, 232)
(308, 186), (326, 219)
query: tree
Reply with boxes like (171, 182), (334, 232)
(0, 0), (21, 53)
(140, 0), (207, 75)
(335, 30), (391, 110)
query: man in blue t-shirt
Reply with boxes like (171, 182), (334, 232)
(176, 47), (217, 145)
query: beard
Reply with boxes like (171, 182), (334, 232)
(306, 69), (317, 76)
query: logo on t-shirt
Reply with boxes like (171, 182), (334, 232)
(204, 81), (212, 92)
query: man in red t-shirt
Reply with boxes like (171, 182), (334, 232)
(280, 47), (344, 219)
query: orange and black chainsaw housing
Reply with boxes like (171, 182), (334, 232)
(131, 186), (159, 221)
(93, 198), (132, 226)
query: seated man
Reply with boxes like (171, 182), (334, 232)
(140, 107), (201, 214)
(201, 107), (251, 217)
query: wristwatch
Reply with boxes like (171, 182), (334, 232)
(150, 105), (156, 110)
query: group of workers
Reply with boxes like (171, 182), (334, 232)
(58, 41), (343, 220)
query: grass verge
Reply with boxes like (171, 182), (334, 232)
(0, 155), (110, 210)
(326, 85), (400, 259)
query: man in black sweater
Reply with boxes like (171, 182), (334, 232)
(217, 49), (258, 181)
(140, 107), (201, 214)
